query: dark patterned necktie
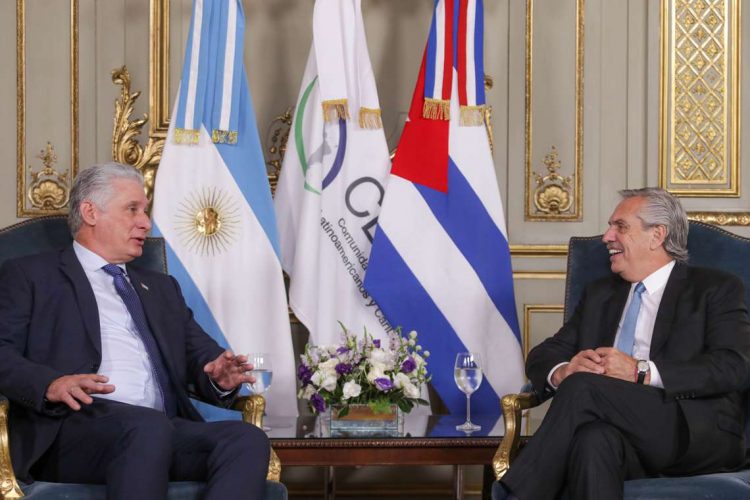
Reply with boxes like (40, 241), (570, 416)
(102, 264), (177, 417)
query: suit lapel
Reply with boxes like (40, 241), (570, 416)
(60, 246), (102, 356)
(601, 279), (630, 347)
(650, 263), (688, 358)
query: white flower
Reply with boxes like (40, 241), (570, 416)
(367, 362), (387, 382)
(298, 385), (316, 400)
(409, 330), (418, 339)
(321, 374), (338, 392)
(342, 380), (362, 400)
(319, 358), (339, 374)
(393, 372), (411, 389)
(369, 348), (392, 365)
(403, 382), (421, 399)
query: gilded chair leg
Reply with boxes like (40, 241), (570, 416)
(0, 399), (24, 499)
(267, 448), (282, 482)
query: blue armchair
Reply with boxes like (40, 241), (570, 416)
(0, 216), (287, 500)
(492, 220), (750, 499)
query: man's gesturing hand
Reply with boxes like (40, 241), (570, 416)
(45, 374), (115, 411)
(203, 350), (255, 391)
(595, 347), (640, 382)
(551, 349), (605, 386)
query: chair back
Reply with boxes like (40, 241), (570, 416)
(0, 215), (167, 273)
(564, 220), (750, 448)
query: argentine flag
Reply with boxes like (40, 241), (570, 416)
(152, 0), (297, 417)
(365, 0), (525, 415)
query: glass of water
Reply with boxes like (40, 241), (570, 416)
(454, 352), (483, 432)
(247, 353), (273, 431)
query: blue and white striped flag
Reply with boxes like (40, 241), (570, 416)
(152, 0), (297, 418)
(364, 0), (525, 415)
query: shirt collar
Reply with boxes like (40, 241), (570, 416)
(637, 260), (676, 296)
(73, 241), (126, 274)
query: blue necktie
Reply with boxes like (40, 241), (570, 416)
(616, 282), (646, 355)
(102, 264), (177, 417)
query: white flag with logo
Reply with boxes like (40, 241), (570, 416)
(274, 0), (392, 345)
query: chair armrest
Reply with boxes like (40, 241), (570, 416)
(0, 394), (24, 499)
(492, 391), (542, 481)
(232, 395), (281, 482)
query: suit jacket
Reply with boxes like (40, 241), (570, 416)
(0, 246), (230, 481)
(527, 263), (750, 471)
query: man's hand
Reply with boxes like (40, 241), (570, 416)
(595, 347), (639, 382)
(45, 374), (115, 411)
(551, 349), (605, 386)
(203, 350), (255, 391)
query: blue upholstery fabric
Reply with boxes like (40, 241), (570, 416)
(1, 216), (287, 500)
(20, 481), (288, 500)
(493, 221), (750, 499)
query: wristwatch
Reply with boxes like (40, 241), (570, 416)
(636, 359), (650, 384)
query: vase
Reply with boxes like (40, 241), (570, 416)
(326, 403), (404, 437)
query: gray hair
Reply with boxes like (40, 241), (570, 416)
(618, 187), (689, 263)
(68, 162), (144, 236)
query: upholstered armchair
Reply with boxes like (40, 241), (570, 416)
(0, 216), (286, 500)
(492, 220), (750, 499)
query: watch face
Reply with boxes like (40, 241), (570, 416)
(637, 360), (649, 372)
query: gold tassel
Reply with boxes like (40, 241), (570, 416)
(322, 99), (350, 122)
(422, 98), (450, 120)
(358, 107), (383, 129)
(459, 105), (486, 126)
(174, 128), (200, 145)
(212, 129), (238, 144)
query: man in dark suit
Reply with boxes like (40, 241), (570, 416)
(500, 187), (750, 500)
(0, 163), (270, 499)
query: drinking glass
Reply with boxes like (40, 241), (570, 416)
(246, 353), (273, 431)
(454, 352), (483, 432)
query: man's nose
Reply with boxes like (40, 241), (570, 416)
(602, 227), (614, 243)
(140, 213), (152, 231)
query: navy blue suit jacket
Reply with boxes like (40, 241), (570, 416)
(526, 263), (750, 473)
(0, 246), (229, 481)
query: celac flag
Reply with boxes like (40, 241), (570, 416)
(274, 0), (393, 345)
(152, 0), (297, 417)
(365, 0), (525, 415)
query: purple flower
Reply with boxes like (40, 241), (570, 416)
(297, 363), (313, 385)
(311, 392), (326, 413)
(335, 362), (353, 375)
(374, 377), (393, 392)
(373, 339), (381, 348)
(400, 356), (417, 374)
(336, 346), (350, 354)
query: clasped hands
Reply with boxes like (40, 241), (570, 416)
(551, 348), (645, 387)
(45, 350), (254, 411)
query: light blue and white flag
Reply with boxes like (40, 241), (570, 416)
(365, 0), (525, 415)
(152, 0), (297, 418)
(274, 0), (393, 346)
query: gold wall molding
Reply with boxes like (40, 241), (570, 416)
(150, 0), (170, 138)
(513, 272), (566, 280)
(17, 0), (79, 217)
(688, 211), (750, 226)
(111, 66), (164, 210)
(522, 304), (564, 359)
(660, 0), (740, 196)
(525, 0), (584, 221)
(510, 244), (568, 257)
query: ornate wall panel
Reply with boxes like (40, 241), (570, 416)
(16, 0), (78, 217)
(660, 0), (740, 196)
(525, 0), (584, 221)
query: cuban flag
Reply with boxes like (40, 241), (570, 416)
(365, 0), (525, 415)
(151, 0), (297, 418)
(274, 0), (393, 345)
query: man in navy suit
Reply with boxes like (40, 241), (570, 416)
(500, 188), (750, 499)
(0, 163), (270, 499)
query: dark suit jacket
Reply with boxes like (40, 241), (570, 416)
(0, 246), (231, 481)
(527, 263), (750, 472)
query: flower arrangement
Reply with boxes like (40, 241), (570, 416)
(297, 326), (431, 417)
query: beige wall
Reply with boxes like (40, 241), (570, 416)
(2, 0), (749, 494)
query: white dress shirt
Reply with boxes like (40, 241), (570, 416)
(548, 260), (676, 389)
(73, 241), (163, 410)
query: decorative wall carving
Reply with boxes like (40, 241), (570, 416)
(525, 0), (583, 221)
(16, 0), (78, 217)
(660, 0), (739, 196)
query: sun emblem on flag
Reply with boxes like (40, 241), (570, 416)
(175, 187), (240, 256)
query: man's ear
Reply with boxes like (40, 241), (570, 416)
(650, 225), (667, 250)
(79, 200), (97, 227)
